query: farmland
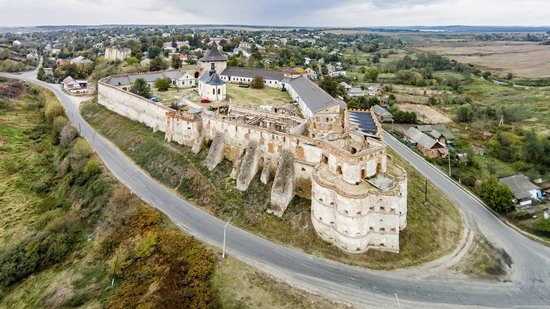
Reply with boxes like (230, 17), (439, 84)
(416, 41), (550, 79)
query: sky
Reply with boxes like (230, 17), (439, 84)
(0, 0), (549, 27)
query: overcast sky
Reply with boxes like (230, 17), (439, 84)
(1, 0), (549, 27)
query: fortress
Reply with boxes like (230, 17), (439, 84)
(97, 44), (408, 253)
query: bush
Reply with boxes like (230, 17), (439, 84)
(45, 100), (64, 123)
(477, 177), (515, 213)
(71, 139), (94, 160)
(0, 216), (81, 287)
(533, 218), (550, 236)
(250, 76), (265, 89)
(59, 124), (79, 146)
(129, 78), (152, 99)
(154, 77), (172, 91)
(456, 104), (474, 122)
(83, 159), (101, 176)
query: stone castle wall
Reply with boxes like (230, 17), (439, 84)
(97, 79), (408, 254)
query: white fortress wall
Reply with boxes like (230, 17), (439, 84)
(98, 82), (170, 132)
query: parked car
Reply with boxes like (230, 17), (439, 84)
(201, 98), (210, 103)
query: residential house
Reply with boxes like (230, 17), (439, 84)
(62, 76), (90, 95)
(405, 127), (448, 158)
(367, 84), (381, 97)
(348, 87), (366, 97)
(340, 82), (352, 91)
(70, 56), (94, 66)
(499, 175), (542, 207)
(372, 104), (393, 123)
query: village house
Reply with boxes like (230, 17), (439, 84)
(372, 104), (393, 123)
(62, 76), (90, 95)
(405, 127), (448, 159)
(499, 175), (543, 207)
(70, 56), (94, 66)
(348, 87), (366, 97)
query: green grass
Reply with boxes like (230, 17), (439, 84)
(452, 77), (550, 136)
(81, 100), (463, 270)
(226, 83), (292, 107)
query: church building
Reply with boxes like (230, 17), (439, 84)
(198, 63), (227, 102)
(199, 41), (227, 75)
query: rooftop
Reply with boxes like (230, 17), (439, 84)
(499, 175), (540, 200)
(201, 41), (228, 62)
(288, 76), (340, 114)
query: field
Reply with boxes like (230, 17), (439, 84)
(226, 83), (292, 107)
(416, 41), (550, 79)
(81, 100), (463, 270)
(398, 103), (452, 124)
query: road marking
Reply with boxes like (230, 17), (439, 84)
(395, 293), (401, 308)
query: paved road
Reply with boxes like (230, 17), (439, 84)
(3, 71), (550, 307)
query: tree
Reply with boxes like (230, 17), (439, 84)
(367, 67), (379, 82)
(250, 76), (265, 89)
(477, 177), (514, 213)
(319, 76), (342, 98)
(147, 46), (161, 59)
(130, 78), (152, 99)
(456, 104), (474, 122)
(154, 77), (172, 92)
(125, 57), (138, 65)
(171, 54), (181, 69)
(37, 66), (45, 81)
(149, 56), (168, 71)
(482, 71), (492, 79)
(506, 72), (514, 80)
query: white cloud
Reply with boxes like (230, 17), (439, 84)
(0, 0), (549, 27)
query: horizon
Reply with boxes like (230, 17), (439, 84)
(2, 0), (550, 28)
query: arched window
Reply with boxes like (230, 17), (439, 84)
(336, 165), (342, 175)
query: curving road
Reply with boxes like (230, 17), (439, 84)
(3, 71), (550, 308)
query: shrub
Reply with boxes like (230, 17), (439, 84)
(59, 124), (79, 146)
(250, 76), (265, 89)
(83, 159), (101, 176)
(71, 139), (93, 160)
(44, 100), (64, 124)
(456, 104), (474, 122)
(533, 218), (550, 236)
(154, 77), (172, 91)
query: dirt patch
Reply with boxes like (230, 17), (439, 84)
(0, 80), (28, 99)
(397, 103), (452, 124)
(416, 41), (550, 79)
(451, 235), (511, 281)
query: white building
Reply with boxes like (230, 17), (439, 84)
(198, 64), (226, 102)
(105, 47), (131, 62)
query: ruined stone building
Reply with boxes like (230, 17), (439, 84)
(97, 45), (408, 254)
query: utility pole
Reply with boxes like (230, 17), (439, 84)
(448, 151), (451, 177)
(222, 216), (233, 259)
(424, 179), (428, 205)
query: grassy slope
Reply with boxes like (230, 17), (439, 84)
(81, 100), (462, 270)
(0, 81), (351, 308)
(0, 82), (217, 308)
